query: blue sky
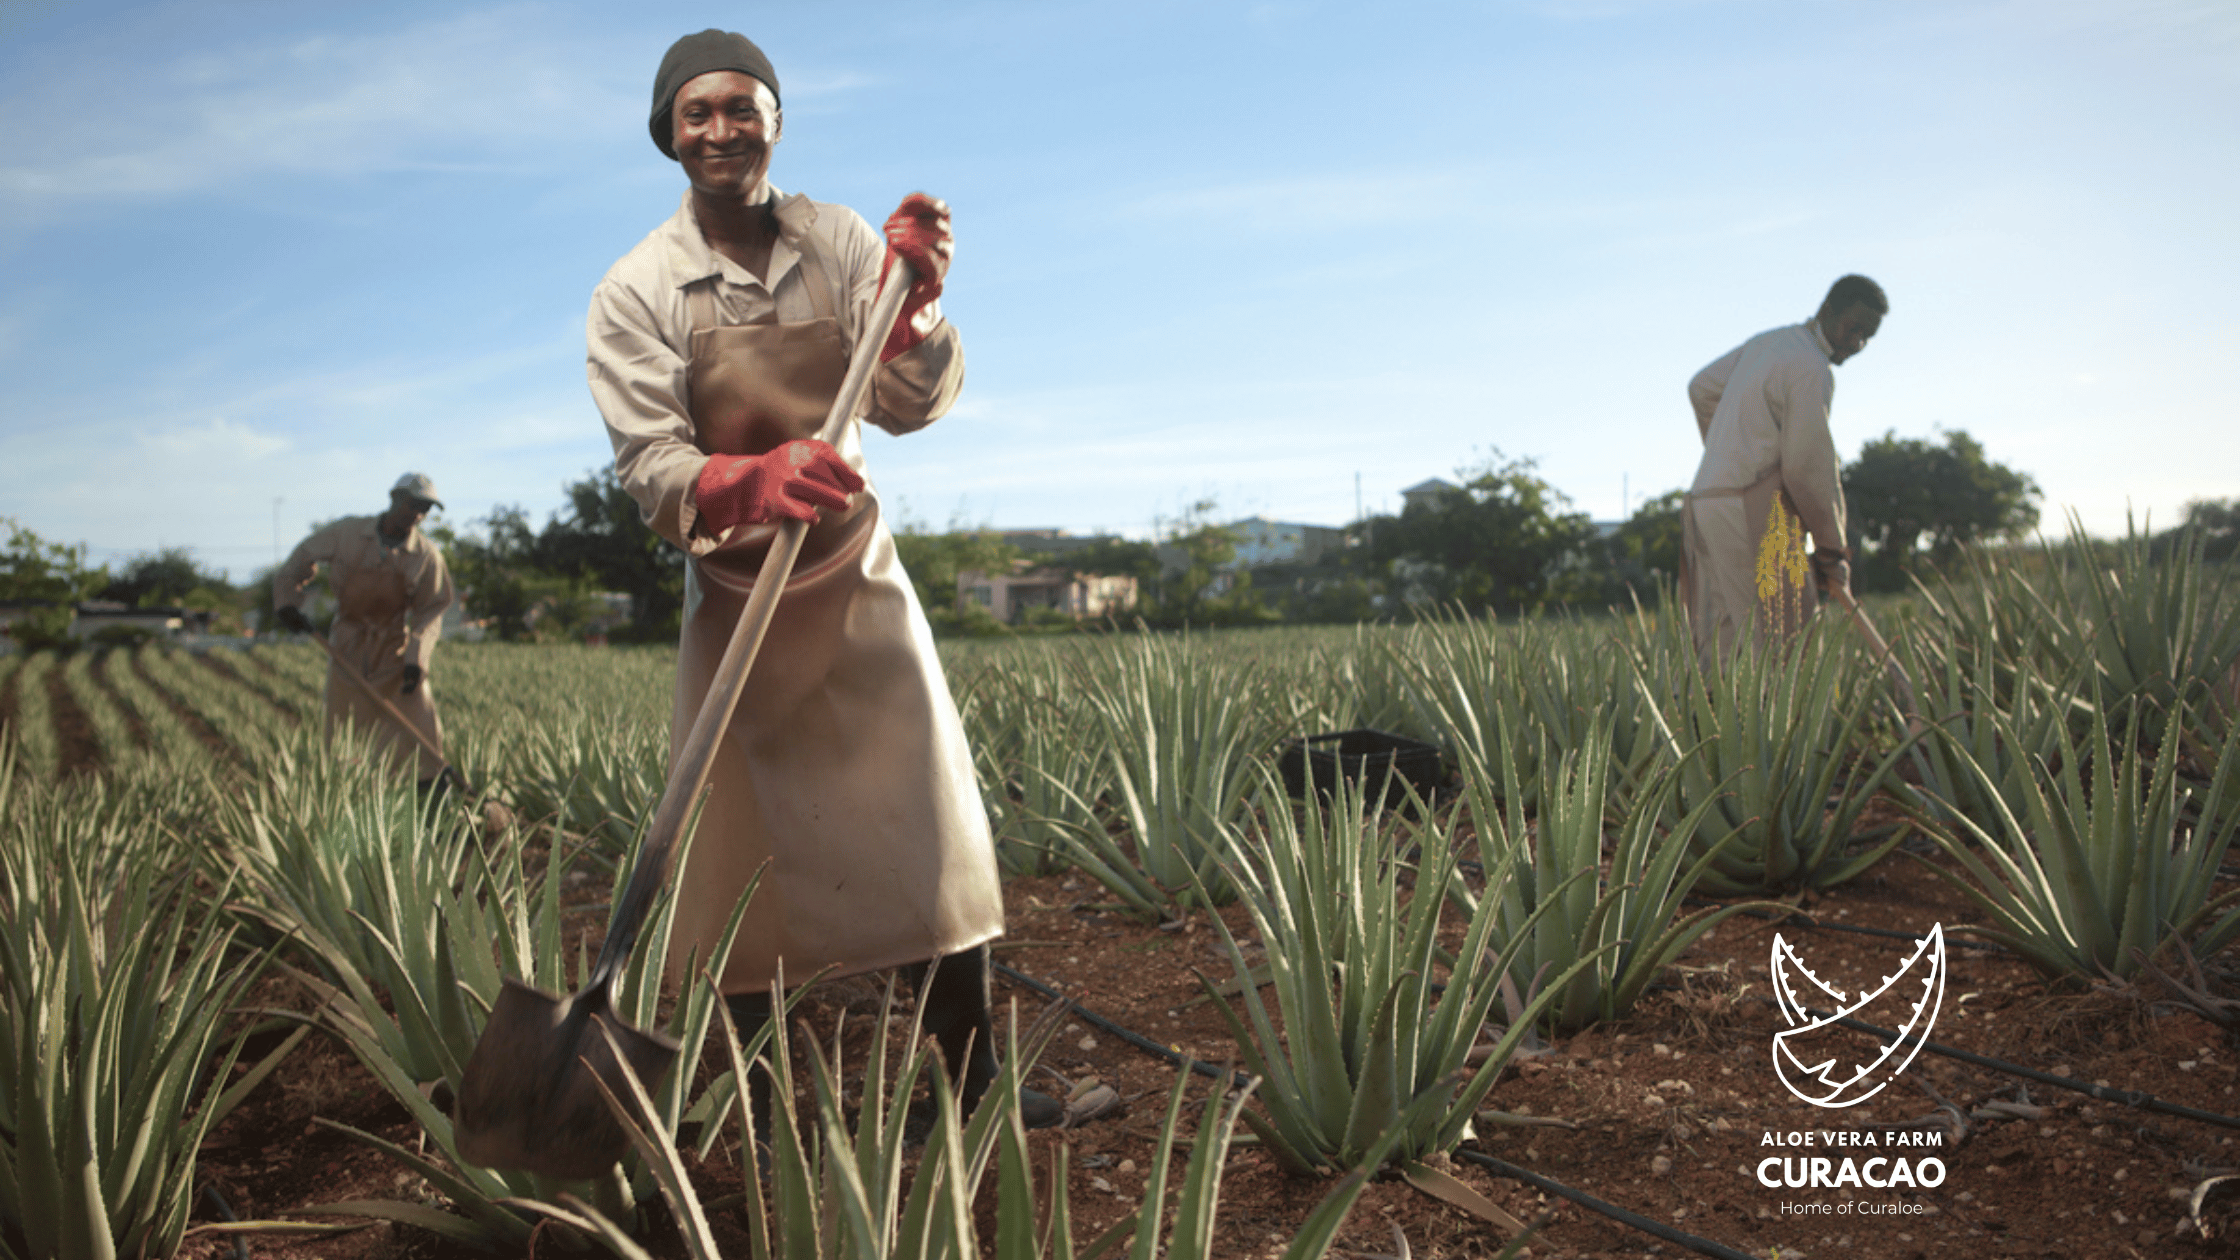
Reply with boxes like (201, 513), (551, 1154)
(2, 0), (2233, 581)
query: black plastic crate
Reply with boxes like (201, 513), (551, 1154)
(1275, 728), (1444, 807)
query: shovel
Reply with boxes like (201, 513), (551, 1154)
(452, 255), (921, 1180)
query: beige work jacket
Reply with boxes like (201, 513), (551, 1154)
(587, 188), (963, 550)
(274, 515), (453, 778)
(1680, 320), (1847, 667)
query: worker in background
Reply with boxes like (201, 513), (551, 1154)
(584, 30), (1062, 1134)
(274, 472), (456, 792)
(1680, 275), (1887, 671)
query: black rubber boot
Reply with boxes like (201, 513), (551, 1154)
(723, 992), (778, 1147)
(904, 946), (1064, 1130)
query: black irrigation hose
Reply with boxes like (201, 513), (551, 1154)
(1683, 898), (2014, 955)
(1001, 960), (1765, 1259)
(1455, 1150), (1759, 1260)
(1807, 1006), (2240, 1132)
(992, 961), (1255, 1089)
(201, 1183), (251, 1260)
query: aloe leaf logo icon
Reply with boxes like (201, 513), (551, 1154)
(1770, 924), (1946, 1109)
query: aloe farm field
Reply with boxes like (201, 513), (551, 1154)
(4, 527), (2239, 1260)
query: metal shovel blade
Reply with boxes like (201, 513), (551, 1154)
(453, 974), (681, 1181)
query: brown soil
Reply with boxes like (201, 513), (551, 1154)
(89, 649), (154, 752)
(171, 832), (2240, 1260)
(46, 657), (103, 777)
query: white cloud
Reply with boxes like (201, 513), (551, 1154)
(0, 4), (635, 215)
(140, 416), (290, 461)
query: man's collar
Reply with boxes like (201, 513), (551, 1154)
(1804, 318), (1834, 358)
(663, 185), (820, 290)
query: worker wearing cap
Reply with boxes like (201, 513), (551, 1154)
(1681, 275), (1887, 671)
(585, 29), (1059, 1130)
(274, 473), (457, 788)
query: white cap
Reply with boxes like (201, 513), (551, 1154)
(392, 472), (444, 509)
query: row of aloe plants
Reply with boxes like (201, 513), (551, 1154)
(2, 523), (2233, 1254)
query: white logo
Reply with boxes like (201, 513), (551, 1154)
(1770, 924), (1945, 1109)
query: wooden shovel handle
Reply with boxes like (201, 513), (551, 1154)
(309, 629), (451, 771)
(590, 258), (920, 986)
(1829, 584), (1923, 731)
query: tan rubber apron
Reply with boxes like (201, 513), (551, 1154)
(1680, 467), (1815, 670)
(667, 238), (1003, 996)
(328, 559), (445, 779)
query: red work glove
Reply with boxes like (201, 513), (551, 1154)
(695, 440), (866, 532)
(878, 193), (952, 362)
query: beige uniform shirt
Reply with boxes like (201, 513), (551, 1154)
(585, 187), (962, 551)
(274, 516), (453, 778)
(1687, 320), (1847, 551)
(1680, 320), (1848, 667)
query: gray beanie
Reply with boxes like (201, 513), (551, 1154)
(650, 30), (780, 160)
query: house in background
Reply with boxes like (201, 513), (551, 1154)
(1223, 516), (1346, 569)
(70, 601), (211, 639)
(958, 529), (1141, 624)
(1400, 478), (1463, 511)
(957, 563), (1138, 624)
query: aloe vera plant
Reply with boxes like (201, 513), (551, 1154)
(1631, 622), (1912, 893)
(537, 974), (1392, 1260)
(1917, 517), (2240, 733)
(1202, 768), (1608, 1173)
(2060, 515), (2240, 730)
(958, 654), (1113, 878)
(1400, 612), (1667, 820)
(1915, 693), (2240, 979)
(1890, 636), (2091, 835)
(7, 652), (61, 783)
(0, 743), (297, 1260)
(212, 729), (742, 1247)
(1057, 632), (1281, 914)
(502, 699), (668, 861)
(1457, 714), (1780, 1033)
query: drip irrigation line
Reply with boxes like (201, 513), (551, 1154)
(992, 961), (1255, 1089)
(1685, 898), (2013, 955)
(1000, 958), (1760, 1258)
(1454, 1150), (1758, 1260)
(201, 1183), (251, 1260)
(1806, 1005), (2240, 1132)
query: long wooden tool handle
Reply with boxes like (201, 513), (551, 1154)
(591, 258), (919, 984)
(310, 629), (451, 769)
(1830, 585), (1923, 730)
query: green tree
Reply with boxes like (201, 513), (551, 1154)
(536, 467), (686, 642)
(2177, 498), (2239, 562)
(1145, 500), (1278, 628)
(100, 547), (223, 607)
(99, 546), (249, 633)
(435, 507), (592, 643)
(1368, 452), (1598, 613)
(1, 518), (105, 649)
(1842, 429), (2041, 591)
(1610, 489), (1685, 585)
(891, 521), (1023, 634)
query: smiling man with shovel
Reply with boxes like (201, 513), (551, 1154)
(577, 29), (1062, 1141)
(273, 472), (457, 793)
